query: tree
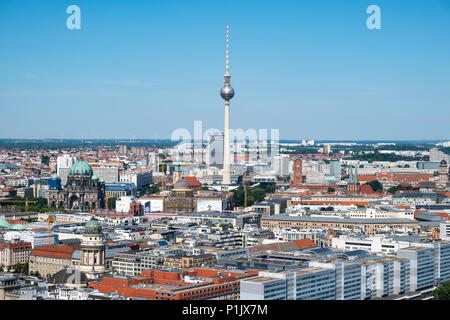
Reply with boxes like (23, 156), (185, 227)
(327, 187), (335, 193)
(367, 180), (383, 192)
(434, 281), (450, 300)
(41, 155), (50, 166)
(148, 183), (161, 195)
(387, 185), (413, 195)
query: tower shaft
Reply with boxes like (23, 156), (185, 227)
(223, 101), (231, 185)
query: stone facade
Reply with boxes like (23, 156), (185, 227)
(0, 241), (32, 269)
(79, 218), (106, 280)
(29, 245), (75, 278)
(47, 160), (105, 211)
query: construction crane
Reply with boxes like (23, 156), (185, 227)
(104, 195), (114, 213)
(0, 197), (34, 212)
(243, 171), (251, 209)
(161, 163), (166, 212)
(40, 215), (56, 245)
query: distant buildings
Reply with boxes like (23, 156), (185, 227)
(261, 214), (420, 235)
(105, 182), (136, 198)
(92, 166), (119, 183)
(429, 147), (449, 163)
(330, 160), (342, 180)
(393, 193), (449, 205)
(119, 169), (152, 192)
(142, 178), (233, 213)
(56, 155), (76, 185)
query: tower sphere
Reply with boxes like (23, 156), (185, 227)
(220, 84), (235, 101)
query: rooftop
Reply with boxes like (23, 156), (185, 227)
(263, 214), (419, 224)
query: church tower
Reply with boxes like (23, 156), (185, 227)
(79, 217), (105, 280)
(437, 160), (449, 189)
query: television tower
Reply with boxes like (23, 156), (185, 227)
(220, 23), (235, 186)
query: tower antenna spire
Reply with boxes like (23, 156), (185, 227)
(226, 23), (229, 73)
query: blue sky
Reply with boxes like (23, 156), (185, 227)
(0, 0), (449, 140)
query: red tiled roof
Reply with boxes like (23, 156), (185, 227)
(292, 239), (317, 249)
(357, 175), (377, 182)
(31, 244), (75, 259)
(183, 176), (201, 188)
(359, 184), (375, 195)
(0, 242), (32, 251)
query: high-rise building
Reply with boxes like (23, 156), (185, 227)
(119, 169), (152, 191)
(330, 160), (342, 180)
(92, 166), (119, 183)
(57, 155), (76, 185)
(429, 147), (448, 163)
(207, 133), (224, 169)
(119, 145), (128, 155)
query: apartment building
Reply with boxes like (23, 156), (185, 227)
(240, 241), (450, 300)
(29, 245), (75, 277)
(163, 254), (217, 269)
(0, 241), (32, 269)
(112, 251), (164, 276)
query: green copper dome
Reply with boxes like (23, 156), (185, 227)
(51, 174), (60, 179)
(91, 174), (99, 180)
(11, 224), (27, 231)
(69, 160), (93, 176)
(84, 217), (102, 235)
(0, 217), (11, 229)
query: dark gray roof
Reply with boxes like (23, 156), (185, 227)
(262, 214), (419, 224)
(393, 192), (446, 199)
(173, 178), (190, 189)
(48, 267), (88, 285)
(342, 250), (370, 257)
(415, 212), (442, 222)
(307, 247), (333, 255)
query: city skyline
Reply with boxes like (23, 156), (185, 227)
(1, 0), (450, 140)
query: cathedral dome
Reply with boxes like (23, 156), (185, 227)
(69, 160), (93, 176)
(84, 217), (102, 235)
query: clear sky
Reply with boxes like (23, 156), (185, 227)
(0, 0), (449, 140)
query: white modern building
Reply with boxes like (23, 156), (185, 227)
(440, 222), (450, 241)
(57, 155), (76, 185)
(120, 169), (152, 191)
